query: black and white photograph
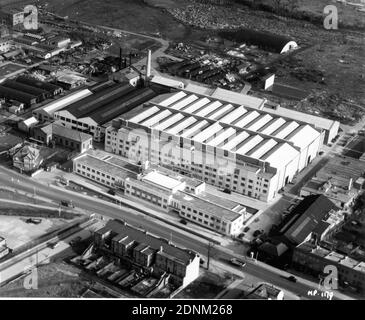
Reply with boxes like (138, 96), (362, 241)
(0, 0), (363, 308)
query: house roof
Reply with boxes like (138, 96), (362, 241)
(97, 219), (198, 265)
(258, 241), (288, 257)
(40, 122), (92, 143)
(280, 195), (339, 245)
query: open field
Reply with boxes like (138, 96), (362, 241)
(0, 214), (66, 249)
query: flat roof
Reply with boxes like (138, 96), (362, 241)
(174, 192), (242, 222)
(143, 171), (184, 190)
(74, 149), (139, 179)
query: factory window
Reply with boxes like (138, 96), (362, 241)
(198, 218), (202, 223)
(249, 179), (253, 183)
(264, 184), (268, 187)
(241, 177), (245, 181)
(263, 190), (267, 194)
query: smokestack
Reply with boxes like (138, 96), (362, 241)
(119, 47), (123, 71)
(146, 49), (152, 78)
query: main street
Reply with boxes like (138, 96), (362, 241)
(0, 164), (353, 300)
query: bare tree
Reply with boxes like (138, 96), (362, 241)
(285, 0), (300, 14)
(272, 0), (284, 12)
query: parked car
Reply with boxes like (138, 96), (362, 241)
(287, 276), (297, 283)
(26, 218), (42, 224)
(230, 258), (246, 268)
(107, 189), (116, 196)
(48, 241), (59, 249)
(179, 219), (187, 225)
(60, 200), (74, 208)
(222, 188), (232, 194)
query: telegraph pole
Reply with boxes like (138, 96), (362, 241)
(207, 241), (214, 270)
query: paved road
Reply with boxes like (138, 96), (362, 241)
(0, 164), (353, 300)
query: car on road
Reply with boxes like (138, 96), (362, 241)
(60, 200), (74, 208)
(48, 241), (59, 249)
(179, 219), (187, 225)
(287, 275), (297, 283)
(107, 189), (116, 196)
(230, 258), (246, 268)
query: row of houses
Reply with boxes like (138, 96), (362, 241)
(94, 219), (200, 288)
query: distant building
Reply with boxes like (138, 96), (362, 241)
(0, 9), (24, 27)
(18, 116), (38, 132)
(0, 38), (12, 53)
(293, 241), (365, 294)
(16, 76), (63, 97)
(94, 219), (200, 288)
(32, 88), (92, 123)
(54, 82), (158, 142)
(0, 237), (10, 259)
(245, 283), (284, 300)
(33, 122), (93, 153)
(300, 156), (365, 208)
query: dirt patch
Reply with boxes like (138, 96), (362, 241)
(175, 270), (237, 299)
(0, 261), (113, 298)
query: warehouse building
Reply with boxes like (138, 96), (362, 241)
(32, 88), (93, 122)
(16, 76), (63, 97)
(300, 155), (365, 208)
(54, 82), (159, 142)
(2, 80), (50, 102)
(0, 85), (37, 107)
(183, 84), (339, 145)
(94, 219), (200, 288)
(106, 90), (323, 202)
(33, 122), (93, 153)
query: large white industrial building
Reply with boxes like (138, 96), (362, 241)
(105, 89), (329, 202)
